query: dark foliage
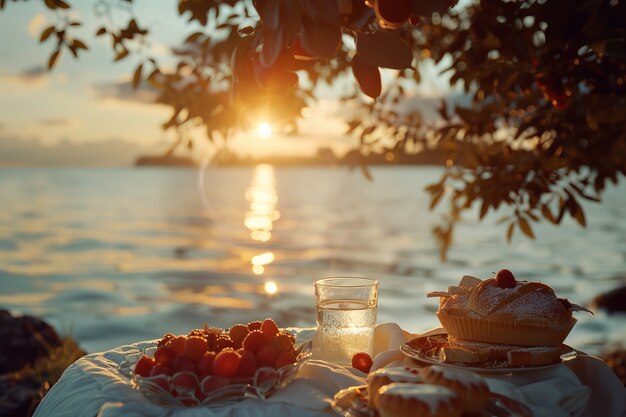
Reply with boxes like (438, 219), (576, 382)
(2, 0), (624, 258)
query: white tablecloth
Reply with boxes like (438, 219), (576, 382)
(33, 324), (626, 417)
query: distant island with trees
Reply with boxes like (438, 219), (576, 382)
(135, 147), (447, 167)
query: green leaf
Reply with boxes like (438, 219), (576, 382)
(48, 49), (61, 70)
(115, 49), (129, 61)
(429, 188), (445, 210)
(479, 201), (489, 220)
(506, 222), (515, 242)
(541, 205), (557, 224)
(360, 162), (373, 182)
(526, 211), (539, 222)
(132, 63), (143, 89)
(260, 0), (281, 30)
(73, 39), (88, 50)
(567, 198), (586, 227)
(184, 31), (204, 44)
(260, 27), (284, 68)
(40, 26), (55, 42)
(300, 15), (341, 58)
(352, 53), (381, 99)
(518, 217), (535, 239)
(356, 32), (413, 70)
(44, 0), (70, 9)
(496, 215), (511, 225)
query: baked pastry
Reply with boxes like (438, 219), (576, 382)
(438, 345), (488, 364)
(366, 366), (422, 410)
(419, 365), (489, 416)
(447, 336), (562, 365)
(430, 270), (580, 346)
(506, 346), (562, 366)
(377, 382), (462, 417)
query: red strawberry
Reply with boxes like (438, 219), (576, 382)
(172, 354), (196, 373)
(351, 352), (373, 373)
(242, 330), (268, 353)
(274, 351), (297, 369)
(150, 363), (174, 377)
(172, 373), (197, 394)
(188, 328), (208, 340)
(273, 333), (295, 353)
(261, 318), (279, 338)
(213, 349), (241, 378)
(495, 269), (516, 288)
(197, 351), (216, 376)
(166, 336), (186, 355)
(157, 333), (176, 348)
(153, 346), (175, 366)
(206, 332), (218, 352)
(134, 355), (155, 377)
(237, 349), (258, 378)
(228, 324), (249, 348)
(216, 335), (235, 352)
(185, 336), (208, 362)
(247, 321), (263, 331)
(256, 344), (278, 368)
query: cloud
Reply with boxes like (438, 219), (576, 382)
(0, 65), (48, 87)
(39, 117), (79, 127)
(28, 13), (48, 38)
(0, 136), (158, 167)
(93, 80), (159, 105)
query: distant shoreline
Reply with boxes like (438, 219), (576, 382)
(134, 149), (447, 168)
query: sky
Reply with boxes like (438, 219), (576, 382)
(0, 1), (452, 167)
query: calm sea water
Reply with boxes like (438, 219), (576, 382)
(0, 166), (624, 354)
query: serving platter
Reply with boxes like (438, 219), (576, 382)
(400, 333), (576, 374)
(331, 385), (533, 417)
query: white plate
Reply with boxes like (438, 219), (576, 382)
(331, 385), (533, 417)
(400, 333), (577, 375)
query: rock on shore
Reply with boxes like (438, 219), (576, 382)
(0, 310), (85, 417)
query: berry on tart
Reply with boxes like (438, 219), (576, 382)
(495, 269), (516, 288)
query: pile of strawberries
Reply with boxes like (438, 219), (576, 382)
(133, 318), (298, 397)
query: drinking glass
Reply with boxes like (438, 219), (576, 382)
(314, 277), (378, 364)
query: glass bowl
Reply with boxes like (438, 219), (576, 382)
(118, 339), (313, 407)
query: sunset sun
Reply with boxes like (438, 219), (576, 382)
(256, 122), (272, 139)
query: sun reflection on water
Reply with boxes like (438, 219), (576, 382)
(244, 164), (281, 294)
(264, 281), (278, 295)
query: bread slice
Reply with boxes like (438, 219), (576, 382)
(506, 346), (562, 366)
(439, 346), (488, 364)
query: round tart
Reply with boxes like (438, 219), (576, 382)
(377, 382), (462, 417)
(366, 367), (422, 410)
(419, 365), (489, 416)
(436, 275), (576, 346)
